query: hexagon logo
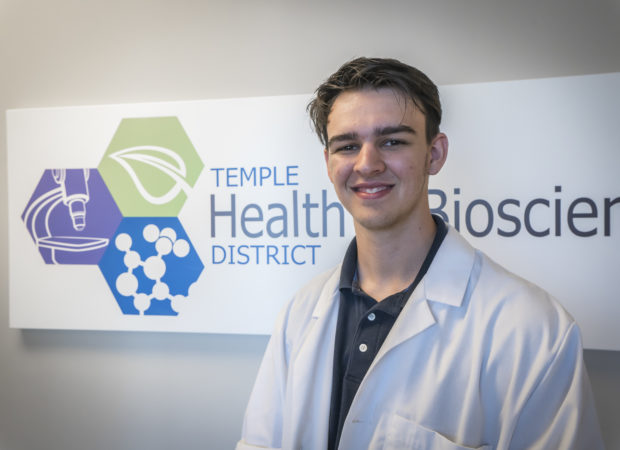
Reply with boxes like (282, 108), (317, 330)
(98, 217), (204, 316)
(21, 168), (122, 264)
(98, 117), (204, 217)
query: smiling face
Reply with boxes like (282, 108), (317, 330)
(324, 88), (447, 235)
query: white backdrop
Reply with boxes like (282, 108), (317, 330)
(8, 73), (620, 350)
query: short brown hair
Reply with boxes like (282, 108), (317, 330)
(307, 57), (442, 146)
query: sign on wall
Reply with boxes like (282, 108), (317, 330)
(7, 73), (620, 350)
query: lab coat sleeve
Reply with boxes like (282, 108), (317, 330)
(508, 322), (604, 449)
(235, 305), (291, 450)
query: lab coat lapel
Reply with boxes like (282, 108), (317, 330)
(423, 226), (478, 308)
(286, 267), (341, 448)
(372, 283), (436, 363)
(369, 226), (477, 368)
(340, 227), (481, 448)
(340, 228), (478, 447)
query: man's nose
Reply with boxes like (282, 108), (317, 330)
(354, 143), (385, 175)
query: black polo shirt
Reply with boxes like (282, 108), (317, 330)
(327, 215), (448, 450)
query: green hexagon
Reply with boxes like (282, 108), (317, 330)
(98, 117), (203, 216)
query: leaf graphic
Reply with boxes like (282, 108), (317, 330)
(109, 146), (193, 205)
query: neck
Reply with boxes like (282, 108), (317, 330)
(354, 214), (437, 301)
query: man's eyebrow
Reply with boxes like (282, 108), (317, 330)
(327, 132), (358, 148)
(376, 124), (416, 136)
(326, 125), (416, 148)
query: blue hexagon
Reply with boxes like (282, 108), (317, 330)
(98, 217), (204, 316)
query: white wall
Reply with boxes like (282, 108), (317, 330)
(1, 1), (619, 448)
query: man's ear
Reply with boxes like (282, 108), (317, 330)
(427, 133), (448, 175)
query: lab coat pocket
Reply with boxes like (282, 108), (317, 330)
(381, 414), (491, 450)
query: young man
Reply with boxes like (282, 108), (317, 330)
(236, 58), (603, 449)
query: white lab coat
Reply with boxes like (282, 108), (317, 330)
(237, 226), (604, 450)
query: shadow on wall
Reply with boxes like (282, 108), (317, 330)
(20, 328), (270, 356)
(583, 349), (620, 449)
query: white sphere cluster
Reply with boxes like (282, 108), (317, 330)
(114, 224), (192, 314)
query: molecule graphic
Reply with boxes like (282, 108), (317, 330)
(114, 224), (192, 315)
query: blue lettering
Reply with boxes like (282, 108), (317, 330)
(322, 189), (344, 237)
(287, 165), (299, 185)
(307, 245), (320, 264)
(273, 167), (285, 186)
(303, 194), (319, 237)
(212, 245), (226, 264)
(210, 168), (224, 187)
(291, 245), (305, 265)
(267, 203), (287, 237)
(267, 245), (280, 264)
(259, 167), (271, 186)
(237, 245), (250, 265)
(226, 167), (239, 187)
(241, 204), (263, 238)
(281, 245), (290, 265)
(211, 194), (236, 237)
(210, 243), (321, 265)
(240, 167), (256, 187)
(250, 245), (264, 264)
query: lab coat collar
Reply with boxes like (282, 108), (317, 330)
(423, 225), (477, 308)
(311, 266), (342, 320)
(373, 226), (477, 359)
(311, 225), (476, 332)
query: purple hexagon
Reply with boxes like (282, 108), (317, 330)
(21, 168), (122, 264)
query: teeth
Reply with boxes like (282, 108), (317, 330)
(361, 186), (386, 194)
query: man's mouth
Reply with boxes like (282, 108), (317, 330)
(355, 186), (388, 194)
(351, 184), (393, 197)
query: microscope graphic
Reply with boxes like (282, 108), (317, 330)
(53, 168), (89, 230)
(22, 168), (111, 264)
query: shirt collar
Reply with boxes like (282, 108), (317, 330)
(338, 214), (448, 296)
(338, 237), (358, 291)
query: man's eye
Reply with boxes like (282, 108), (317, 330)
(334, 144), (358, 153)
(383, 139), (404, 147)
